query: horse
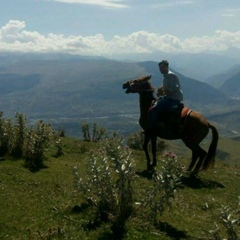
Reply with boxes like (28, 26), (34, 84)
(122, 75), (219, 175)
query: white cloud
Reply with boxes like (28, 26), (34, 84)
(0, 20), (26, 43)
(0, 20), (240, 56)
(151, 0), (193, 8)
(52, 0), (129, 9)
(221, 8), (240, 18)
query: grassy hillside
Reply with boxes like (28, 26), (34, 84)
(1, 136), (239, 240)
(167, 136), (240, 166)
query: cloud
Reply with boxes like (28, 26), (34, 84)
(221, 8), (240, 18)
(52, 0), (129, 9)
(0, 20), (240, 57)
(0, 20), (26, 43)
(151, 0), (193, 8)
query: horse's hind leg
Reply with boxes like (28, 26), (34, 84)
(192, 146), (207, 175)
(184, 141), (207, 175)
(187, 151), (198, 172)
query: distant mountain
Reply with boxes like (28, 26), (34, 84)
(0, 52), (239, 137)
(0, 56), (146, 118)
(0, 73), (40, 94)
(159, 52), (240, 82)
(219, 71), (240, 98)
(114, 50), (240, 81)
(206, 65), (240, 88)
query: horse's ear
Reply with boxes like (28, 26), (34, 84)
(149, 75), (152, 79)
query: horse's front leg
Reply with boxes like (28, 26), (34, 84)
(151, 135), (157, 168)
(143, 133), (151, 171)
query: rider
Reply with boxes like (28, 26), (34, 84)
(150, 60), (183, 129)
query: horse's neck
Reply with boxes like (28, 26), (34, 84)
(139, 91), (154, 110)
(139, 92), (155, 129)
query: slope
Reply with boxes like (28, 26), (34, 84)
(0, 136), (239, 239)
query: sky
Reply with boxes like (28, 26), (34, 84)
(0, 0), (240, 58)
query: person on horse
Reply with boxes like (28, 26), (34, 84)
(150, 60), (183, 131)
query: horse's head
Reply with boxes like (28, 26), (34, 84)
(122, 75), (155, 93)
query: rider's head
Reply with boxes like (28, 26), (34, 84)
(158, 60), (169, 74)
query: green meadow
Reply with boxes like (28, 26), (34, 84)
(0, 135), (239, 240)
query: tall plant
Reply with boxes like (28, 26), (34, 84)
(81, 122), (107, 142)
(138, 152), (183, 223)
(24, 120), (53, 170)
(74, 135), (135, 237)
(12, 113), (27, 158)
(211, 205), (239, 240)
(74, 136), (183, 237)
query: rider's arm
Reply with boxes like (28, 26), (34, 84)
(163, 74), (180, 97)
(157, 86), (165, 96)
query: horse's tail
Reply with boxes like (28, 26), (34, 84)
(202, 123), (219, 170)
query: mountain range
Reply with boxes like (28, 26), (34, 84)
(114, 47), (240, 81)
(0, 51), (239, 137)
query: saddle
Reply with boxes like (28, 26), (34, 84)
(159, 103), (184, 123)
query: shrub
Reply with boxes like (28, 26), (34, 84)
(24, 121), (53, 171)
(211, 204), (239, 240)
(138, 152), (183, 223)
(0, 112), (13, 156)
(74, 137), (183, 237)
(0, 112), (27, 157)
(0, 112), (60, 170)
(74, 136), (135, 237)
(12, 113), (27, 158)
(81, 122), (107, 142)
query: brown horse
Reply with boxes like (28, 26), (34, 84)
(123, 75), (219, 175)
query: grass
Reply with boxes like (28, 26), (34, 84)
(0, 136), (239, 240)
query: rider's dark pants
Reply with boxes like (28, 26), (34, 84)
(150, 97), (180, 128)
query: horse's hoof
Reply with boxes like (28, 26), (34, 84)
(190, 172), (199, 179)
(147, 165), (155, 173)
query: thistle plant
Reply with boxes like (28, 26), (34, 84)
(12, 113), (27, 158)
(0, 112), (14, 156)
(0, 112), (57, 169)
(211, 206), (240, 240)
(0, 118), (14, 156)
(74, 150), (112, 216)
(24, 120), (53, 170)
(140, 152), (183, 223)
(103, 134), (125, 165)
(74, 136), (135, 235)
